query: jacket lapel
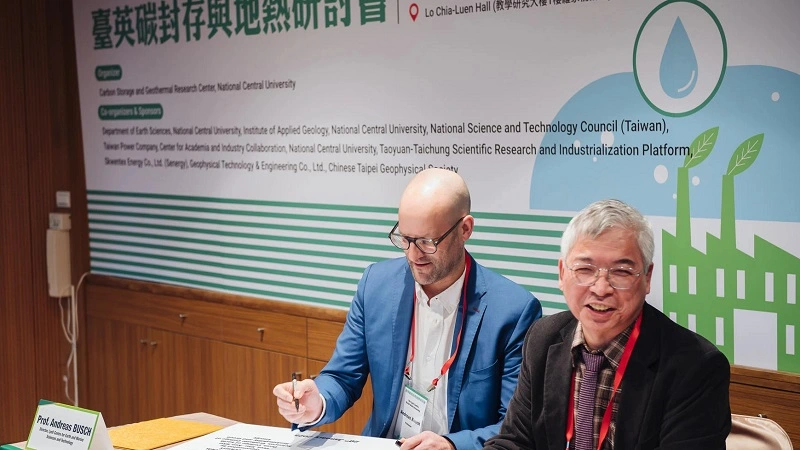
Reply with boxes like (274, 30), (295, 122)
(615, 304), (659, 449)
(447, 255), (486, 428)
(384, 267), (415, 435)
(544, 320), (577, 450)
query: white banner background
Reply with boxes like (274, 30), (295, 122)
(73, 0), (800, 371)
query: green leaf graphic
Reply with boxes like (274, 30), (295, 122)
(726, 133), (764, 176)
(683, 127), (718, 168)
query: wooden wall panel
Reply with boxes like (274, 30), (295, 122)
(0, 0), (88, 442)
(0, 0), (38, 443)
(22, 0), (74, 411)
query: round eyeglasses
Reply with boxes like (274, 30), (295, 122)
(388, 217), (465, 254)
(566, 263), (642, 290)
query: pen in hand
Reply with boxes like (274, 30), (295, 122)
(291, 372), (300, 412)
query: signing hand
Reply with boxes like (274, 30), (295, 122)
(273, 378), (324, 425)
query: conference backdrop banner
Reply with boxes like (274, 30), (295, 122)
(73, 0), (800, 373)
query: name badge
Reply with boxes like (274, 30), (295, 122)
(397, 385), (428, 439)
(25, 400), (112, 450)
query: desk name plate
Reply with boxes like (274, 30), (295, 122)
(24, 400), (112, 450)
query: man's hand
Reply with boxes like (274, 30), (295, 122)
(272, 378), (324, 425)
(398, 431), (455, 450)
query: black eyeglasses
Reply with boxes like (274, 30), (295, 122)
(388, 217), (465, 254)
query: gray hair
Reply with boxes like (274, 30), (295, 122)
(560, 199), (654, 269)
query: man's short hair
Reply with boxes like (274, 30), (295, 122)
(560, 199), (655, 268)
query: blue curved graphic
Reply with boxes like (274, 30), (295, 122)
(529, 65), (800, 223)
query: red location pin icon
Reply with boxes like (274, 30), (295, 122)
(409, 3), (419, 21)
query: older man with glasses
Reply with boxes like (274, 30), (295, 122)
(484, 199), (731, 450)
(274, 168), (541, 450)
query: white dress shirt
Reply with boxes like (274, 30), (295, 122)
(391, 268), (465, 437)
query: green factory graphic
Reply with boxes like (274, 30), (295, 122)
(662, 128), (800, 373)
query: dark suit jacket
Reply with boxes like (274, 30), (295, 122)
(313, 254), (542, 450)
(484, 302), (731, 450)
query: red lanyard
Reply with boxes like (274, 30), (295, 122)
(565, 311), (642, 450)
(404, 251), (471, 392)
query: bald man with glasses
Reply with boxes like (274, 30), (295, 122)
(274, 168), (541, 450)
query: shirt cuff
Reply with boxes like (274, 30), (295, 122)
(297, 394), (327, 427)
(442, 435), (456, 450)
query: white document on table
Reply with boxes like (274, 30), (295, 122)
(169, 423), (399, 450)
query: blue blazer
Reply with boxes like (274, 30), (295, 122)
(312, 254), (542, 450)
